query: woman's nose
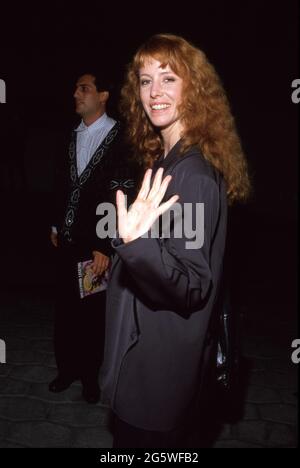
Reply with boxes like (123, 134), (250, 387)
(150, 82), (163, 98)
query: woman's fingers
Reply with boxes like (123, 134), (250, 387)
(138, 168), (172, 206)
(148, 167), (164, 200)
(137, 169), (152, 200)
(116, 190), (127, 220)
(152, 174), (173, 208)
(157, 195), (180, 217)
(117, 167), (177, 242)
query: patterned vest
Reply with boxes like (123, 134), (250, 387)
(60, 121), (121, 243)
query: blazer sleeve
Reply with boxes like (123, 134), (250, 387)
(113, 166), (223, 313)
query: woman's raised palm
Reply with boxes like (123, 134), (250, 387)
(116, 168), (179, 244)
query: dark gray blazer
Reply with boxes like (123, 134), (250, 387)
(100, 140), (228, 431)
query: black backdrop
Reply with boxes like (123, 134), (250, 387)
(0, 1), (298, 315)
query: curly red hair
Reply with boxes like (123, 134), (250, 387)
(120, 34), (251, 203)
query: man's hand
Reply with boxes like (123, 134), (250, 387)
(91, 251), (110, 276)
(50, 232), (58, 247)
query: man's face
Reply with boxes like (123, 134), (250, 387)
(73, 74), (107, 118)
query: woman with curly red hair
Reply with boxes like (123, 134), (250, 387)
(100, 33), (251, 448)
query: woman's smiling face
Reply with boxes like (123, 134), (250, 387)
(139, 57), (183, 133)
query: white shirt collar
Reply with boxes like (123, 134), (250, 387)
(75, 113), (109, 134)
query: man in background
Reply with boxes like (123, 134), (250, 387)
(49, 71), (137, 403)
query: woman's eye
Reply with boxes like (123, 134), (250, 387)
(164, 77), (175, 83)
(140, 80), (150, 86)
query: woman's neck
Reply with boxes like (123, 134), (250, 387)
(161, 120), (184, 157)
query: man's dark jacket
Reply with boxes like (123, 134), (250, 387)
(53, 121), (139, 258)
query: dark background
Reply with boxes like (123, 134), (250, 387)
(0, 1), (298, 317)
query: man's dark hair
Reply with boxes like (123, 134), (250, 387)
(78, 69), (114, 93)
